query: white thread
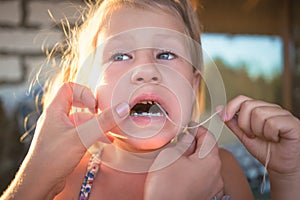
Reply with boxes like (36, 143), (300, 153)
(261, 142), (271, 194)
(186, 111), (221, 129)
(116, 103), (220, 141)
(156, 102), (272, 194)
(154, 102), (221, 129)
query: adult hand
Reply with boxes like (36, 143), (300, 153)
(1, 82), (129, 200)
(144, 125), (224, 200)
(220, 95), (300, 199)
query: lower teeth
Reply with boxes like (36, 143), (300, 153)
(131, 112), (164, 117)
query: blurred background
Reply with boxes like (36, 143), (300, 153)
(0, 0), (299, 199)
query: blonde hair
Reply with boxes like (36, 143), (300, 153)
(39, 0), (204, 119)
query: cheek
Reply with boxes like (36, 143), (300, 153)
(95, 71), (132, 111)
(181, 92), (195, 124)
(172, 62), (195, 84)
(95, 72), (120, 111)
(183, 67), (195, 84)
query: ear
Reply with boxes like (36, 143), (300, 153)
(192, 70), (201, 90)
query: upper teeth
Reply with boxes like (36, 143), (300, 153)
(130, 100), (167, 117)
(139, 100), (154, 105)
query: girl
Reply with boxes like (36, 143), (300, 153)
(1, 0), (300, 200)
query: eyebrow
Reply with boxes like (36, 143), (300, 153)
(101, 35), (135, 56)
(152, 34), (189, 57)
(106, 31), (185, 44)
(107, 33), (135, 44)
(101, 31), (189, 56)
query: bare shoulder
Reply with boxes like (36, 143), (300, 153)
(54, 152), (91, 200)
(219, 148), (254, 200)
(219, 148), (239, 164)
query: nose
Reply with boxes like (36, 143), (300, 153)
(131, 51), (162, 84)
(131, 64), (162, 84)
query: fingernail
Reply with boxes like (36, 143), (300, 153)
(116, 102), (130, 118)
(215, 105), (224, 114)
(246, 133), (256, 139)
(215, 105), (227, 121)
(221, 113), (228, 122)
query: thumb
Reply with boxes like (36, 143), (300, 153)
(191, 126), (219, 159)
(149, 133), (195, 172)
(47, 82), (97, 115)
(76, 102), (130, 149)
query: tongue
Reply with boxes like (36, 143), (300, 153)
(131, 103), (152, 114)
(130, 102), (165, 116)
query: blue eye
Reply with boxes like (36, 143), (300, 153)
(156, 52), (177, 60)
(111, 53), (132, 61)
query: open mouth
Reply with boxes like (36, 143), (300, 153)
(130, 100), (168, 117)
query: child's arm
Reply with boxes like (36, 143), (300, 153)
(221, 95), (300, 200)
(0, 82), (130, 200)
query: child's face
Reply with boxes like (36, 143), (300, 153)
(94, 7), (200, 152)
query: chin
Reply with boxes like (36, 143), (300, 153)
(111, 126), (178, 152)
(115, 139), (170, 152)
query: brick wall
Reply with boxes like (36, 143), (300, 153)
(0, 0), (83, 113)
(0, 0), (83, 193)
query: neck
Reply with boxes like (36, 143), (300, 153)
(100, 143), (162, 173)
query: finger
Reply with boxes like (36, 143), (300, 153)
(187, 121), (199, 136)
(71, 83), (97, 114)
(176, 133), (196, 156)
(69, 112), (94, 126)
(237, 100), (279, 137)
(149, 146), (184, 172)
(263, 114), (300, 142)
(221, 95), (253, 122)
(225, 117), (269, 164)
(169, 121), (198, 153)
(149, 133), (195, 171)
(47, 82), (97, 115)
(226, 116), (256, 144)
(190, 126), (219, 159)
(76, 102), (130, 148)
(251, 106), (291, 140)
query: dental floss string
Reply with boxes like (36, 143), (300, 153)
(114, 103), (221, 140)
(156, 102), (272, 194)
(154, 102), (221, 129)
(261, 142), (271, 194)
(186, 110), (221, 129)
(156, 101), (272, 193)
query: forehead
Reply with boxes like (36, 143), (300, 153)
(99, 6), (186, 39)
(94, 6), (196, 65)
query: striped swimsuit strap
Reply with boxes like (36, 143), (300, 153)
(79, 150), (102, 200)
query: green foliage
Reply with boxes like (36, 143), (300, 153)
(204, 58), (282, 107)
